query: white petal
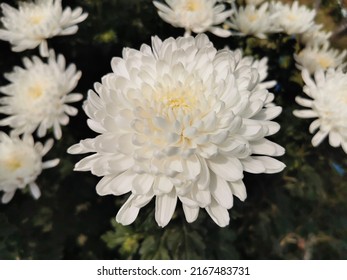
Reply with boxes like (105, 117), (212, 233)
(208, 155), (244, 182)
(329, 130), (341, 147)
(182, 204), (200, 223)
(116, 195), (140, 226)
(312, 130), (329, 147)
(205, 199), (230, 227)
(29, 182), (41, 200)
(210, 173), (233, 209)
(132, 174), (154, 195)
(229, 180), (247, 201)
(252, 156), (286, 173)
(293, 109), (318, 119)
(2, 191), (15, 204)
(42, 159), (60, 169)
(155, 190), (178, 227)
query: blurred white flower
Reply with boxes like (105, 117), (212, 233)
(153, 0), (232, 37)
(299, 24), (332, 46)
(245, 0), (265, 5)
(294, 69), (347, 153)
(294, 42), (347, 74)
(227, 3), (278, 40)
(0, 133), (59, 203)
(68, 34), (285, 227)
(0, 51), (83, 139)
(271, 1), (315, 35)
(0, 0), (88, 57)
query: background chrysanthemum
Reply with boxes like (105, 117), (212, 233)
(0, 51), (83, 139)
(294, 42), (347, 74)
(0, 0), (88, 57)
(68, 34), (285, 228)
(227, 3), (279, 39)
(153, 0), (232, 37)
(294, 68), (347, 153)
(0, 133), (59, 204)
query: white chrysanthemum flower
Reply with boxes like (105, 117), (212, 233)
(68, 34), (285, 227)
(293, 69), (347, 153)
(271, 1), (315, 35)
(0, 0), (88, 57)
(0, 51), (83, 139)
(153, 0), (232, 37)
(294, 42), (347, 74)
(300, 24), (332, 46)
(0, 133), (59, 203)
(227, 3), (279, 39)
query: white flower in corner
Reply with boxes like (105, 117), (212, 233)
(227, 3), (279, 39)
(0, 51), (83, 139)
(0, 133), (59, 203)
(68, 34), (285, 227)
(271, 1), (315, 35)
(294, 42), (347, 74)
(294, 69), (347, 153)
(153, 0), (232, 37)
(0, 0), (88, 57)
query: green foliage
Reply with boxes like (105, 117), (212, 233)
(0, 0), (347, 260)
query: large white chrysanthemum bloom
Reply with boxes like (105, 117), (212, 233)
(293, 69), (347, 153)
(270, 1), (315, 35)
(0, 51), (83, 139)
(0, 133), (59, 203)
(294, 42), (347, 74)
(0, 0), (88, 57)
(68, 34), (285, 227)
(227, 3), (279, 39)
(153, 0), (232, 37)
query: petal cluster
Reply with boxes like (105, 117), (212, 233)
(294, 69), (347, 153)
(0, 51), (83, 139)
(153, 0), (232, 37)
(0, 0), (88, 56)
(68, 34), (285, 227)
(0, 133), (59, 203)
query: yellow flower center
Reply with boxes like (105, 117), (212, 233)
(286, 13), (297, 21)
(159, 88), (197, 113)
(5, 157), (22, 171)
(29, 14), (45, 25)
(247, 13), (258, 22)
(28, 84), (44, 99)
(317, 56), (332, 69)
(185, 0), (201, 12)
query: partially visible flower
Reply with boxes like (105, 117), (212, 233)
(153, 0), (232, 37)
(0, 0), (88, 57)
(294, 42), (347, 74)
(271, 1), (315, 35)
(228, 49), (276, 90)
(293, 69), (347, 153)
(0, 133), (59, 203)
(299, 24), (332, 46)
(0, 51), (83, 139)
(227, 3), (279, 39)
(68, 34), (285, 228)
(245, 0), (266, 6)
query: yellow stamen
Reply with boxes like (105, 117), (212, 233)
(29, 14), (44, 25)
(5, 157), (22, 171)
(186, 0), (200, 12)
(28, 84), (43, 99)
(317, 56), (332, 69)
(247, 13), (258, 22)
